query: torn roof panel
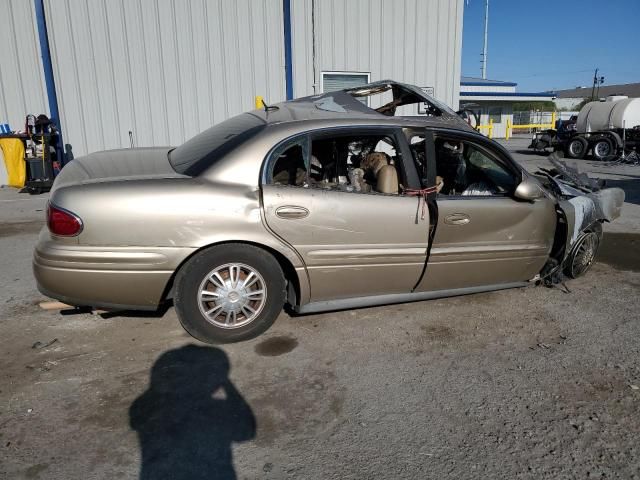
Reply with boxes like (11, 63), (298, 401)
(250, 80), (473, 131)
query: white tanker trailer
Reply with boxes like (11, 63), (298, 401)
(564, 96), (640, 160)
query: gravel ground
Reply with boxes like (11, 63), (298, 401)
(1, 138), (639, 479)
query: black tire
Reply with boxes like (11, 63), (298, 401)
(563, 231), (600, 279)
(565, 136), (588, 159)
(174, 243), (286, 344)
(591, 136), (615, 161)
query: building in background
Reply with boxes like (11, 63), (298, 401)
(554, 82), (640, 110)
(458, 77), (556, 138)
(0, 0), (464, 158)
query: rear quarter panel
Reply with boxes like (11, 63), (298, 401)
(47, 177), (307, 294)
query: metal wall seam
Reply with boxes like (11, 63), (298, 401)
(33, 0), (64, 162)
(41, 0), (286, 157)
(282, 0), (294, 100)
(289, 0), (462, 110)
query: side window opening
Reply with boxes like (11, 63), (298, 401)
(272, 144), (306, 186)
(433, 137), (517, 197)
(309, 133), (403, 195)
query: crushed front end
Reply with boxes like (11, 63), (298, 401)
(534, 156), (625, 284)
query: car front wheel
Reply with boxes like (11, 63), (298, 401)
(174, 244), (286, 344)
(564, 231), (601, 279)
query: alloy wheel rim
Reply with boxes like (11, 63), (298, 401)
(572, 233), (598, 277)
(197, 263), (267, 329)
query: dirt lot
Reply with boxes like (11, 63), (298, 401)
(1, 138), (639, 479)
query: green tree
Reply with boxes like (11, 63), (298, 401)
(572, 98), (592, 112)
(512, 101), (558, 112)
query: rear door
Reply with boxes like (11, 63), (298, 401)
(414, 130), (557, 291)
(261, 127), (430, 302)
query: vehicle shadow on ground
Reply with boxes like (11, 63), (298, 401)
(515, 149), (552, 156)
(129, 344), (256, 480)
(97, 302), (173, 319)
(602, 175), (640, 206)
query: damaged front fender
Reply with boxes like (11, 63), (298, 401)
(537, 156), (625, 263)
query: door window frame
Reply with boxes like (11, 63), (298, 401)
(261, 126), (422, 193)
(263, 134), (310, 188)
(427, 129), (523, 199)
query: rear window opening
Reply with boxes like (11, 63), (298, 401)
(169, 113), (266, 176)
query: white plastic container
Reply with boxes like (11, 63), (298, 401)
(576, 97), (640, 132)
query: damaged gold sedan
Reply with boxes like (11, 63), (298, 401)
(33, 81), (625, 343)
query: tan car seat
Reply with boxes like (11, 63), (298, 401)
(361, 152), (388, 176)
(361, 152), (398, 194)
(376, 164), (399, 194)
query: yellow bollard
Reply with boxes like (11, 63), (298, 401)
(506, 119), (511, 140)
(488, 119), (493, 139)
(255, 96), (264, 109)
(551, 111), (556, 128)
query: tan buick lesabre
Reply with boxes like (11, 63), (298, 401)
(34, 81), (624, 343)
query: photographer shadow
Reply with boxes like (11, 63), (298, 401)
(130, 344), (255, 480)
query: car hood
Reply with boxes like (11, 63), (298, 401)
(52, 147), (185, 192)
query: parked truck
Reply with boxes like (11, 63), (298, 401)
(529, 96), (640, 160)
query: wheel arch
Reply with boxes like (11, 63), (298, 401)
(160, 240), (308, 308)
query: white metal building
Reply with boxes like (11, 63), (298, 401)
(1, 0), (464, 158)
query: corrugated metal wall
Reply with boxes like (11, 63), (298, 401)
(43, 0), (286, 156)
(291, 0), (463, 111)
(2, 0), (463, 157)
(0, 0), (48, 131)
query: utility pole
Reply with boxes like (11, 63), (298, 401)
(481, 0), (489, 79)
(590, 68), (605, 101)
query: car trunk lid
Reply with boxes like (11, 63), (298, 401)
(51, 147), (185, 192)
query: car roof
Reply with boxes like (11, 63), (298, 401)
(249, 80), (475, 133)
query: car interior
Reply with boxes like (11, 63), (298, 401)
(270, 131), (518, 198)
(408, 134), (518, 197)
(271, 134), (404, 195)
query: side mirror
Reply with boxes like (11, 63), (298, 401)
(514, 178), (545, 201)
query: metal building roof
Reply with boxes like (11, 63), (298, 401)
(556, 83), (640, 99)
(461, 76), (518, 87)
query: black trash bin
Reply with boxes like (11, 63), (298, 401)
(27, 157), (53, 181)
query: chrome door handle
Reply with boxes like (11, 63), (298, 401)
(276, 205), (309, 219)
(444, 213), (470, 225)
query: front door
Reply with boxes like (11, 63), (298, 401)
(414, 131), (557, 291)
(261, 128), (430, 302)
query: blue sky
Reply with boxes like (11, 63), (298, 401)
(461, 0), (640, 92)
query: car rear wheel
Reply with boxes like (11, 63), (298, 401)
(564, 231), (600, 279)
(174, 244), (286, 344)
(566, 137), (588, 159)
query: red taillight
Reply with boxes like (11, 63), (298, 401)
(47, 204), (83, 236)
